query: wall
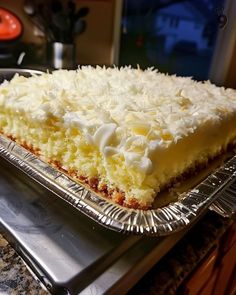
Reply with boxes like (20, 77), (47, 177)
(224, 37), (236, 88)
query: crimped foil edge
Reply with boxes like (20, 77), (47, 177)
(0, 134), (235, 236)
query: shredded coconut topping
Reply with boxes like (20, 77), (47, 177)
(1, 66), (236, 175)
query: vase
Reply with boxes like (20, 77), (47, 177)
(47, 42), (76, 70)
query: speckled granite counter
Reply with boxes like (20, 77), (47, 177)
(0, 233), (49, 295)
(0, 212), (234, 295)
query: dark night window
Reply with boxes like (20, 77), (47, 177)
(119, 0), (227, 81)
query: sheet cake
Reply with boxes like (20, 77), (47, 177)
(0, 67), (236, 209)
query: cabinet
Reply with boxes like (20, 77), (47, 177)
(182, 221), (236, 295)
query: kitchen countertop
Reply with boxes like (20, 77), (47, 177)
(0, 211), (234, 295)
(0, 233), (49, 295)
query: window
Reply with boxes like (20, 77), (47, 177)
(119, 0), (229, 81)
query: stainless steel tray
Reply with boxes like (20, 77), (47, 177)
(0, 157), (190, 294)
(0, 134), (235, 236)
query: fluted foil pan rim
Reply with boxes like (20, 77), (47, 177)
(0, 134), (235, 236)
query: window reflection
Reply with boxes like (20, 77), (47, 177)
(119, 0), (226, 80)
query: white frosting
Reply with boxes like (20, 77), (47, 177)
(1, 66), (236, 179)
(93, 123), (117, 152)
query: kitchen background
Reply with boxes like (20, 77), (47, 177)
(0, 0), (121, 67)
(0, 0), (235, 86)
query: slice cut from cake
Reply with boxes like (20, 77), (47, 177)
(0, 67), (236, 209)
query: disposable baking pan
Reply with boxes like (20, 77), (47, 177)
(0, 68), (235, 236)
(0, 134), (235, 236)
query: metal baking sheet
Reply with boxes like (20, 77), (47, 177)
(0, 134), (235, 236)
(0, 156), (190, 294)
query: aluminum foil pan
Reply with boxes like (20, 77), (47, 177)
(0, 134), (235, 236)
